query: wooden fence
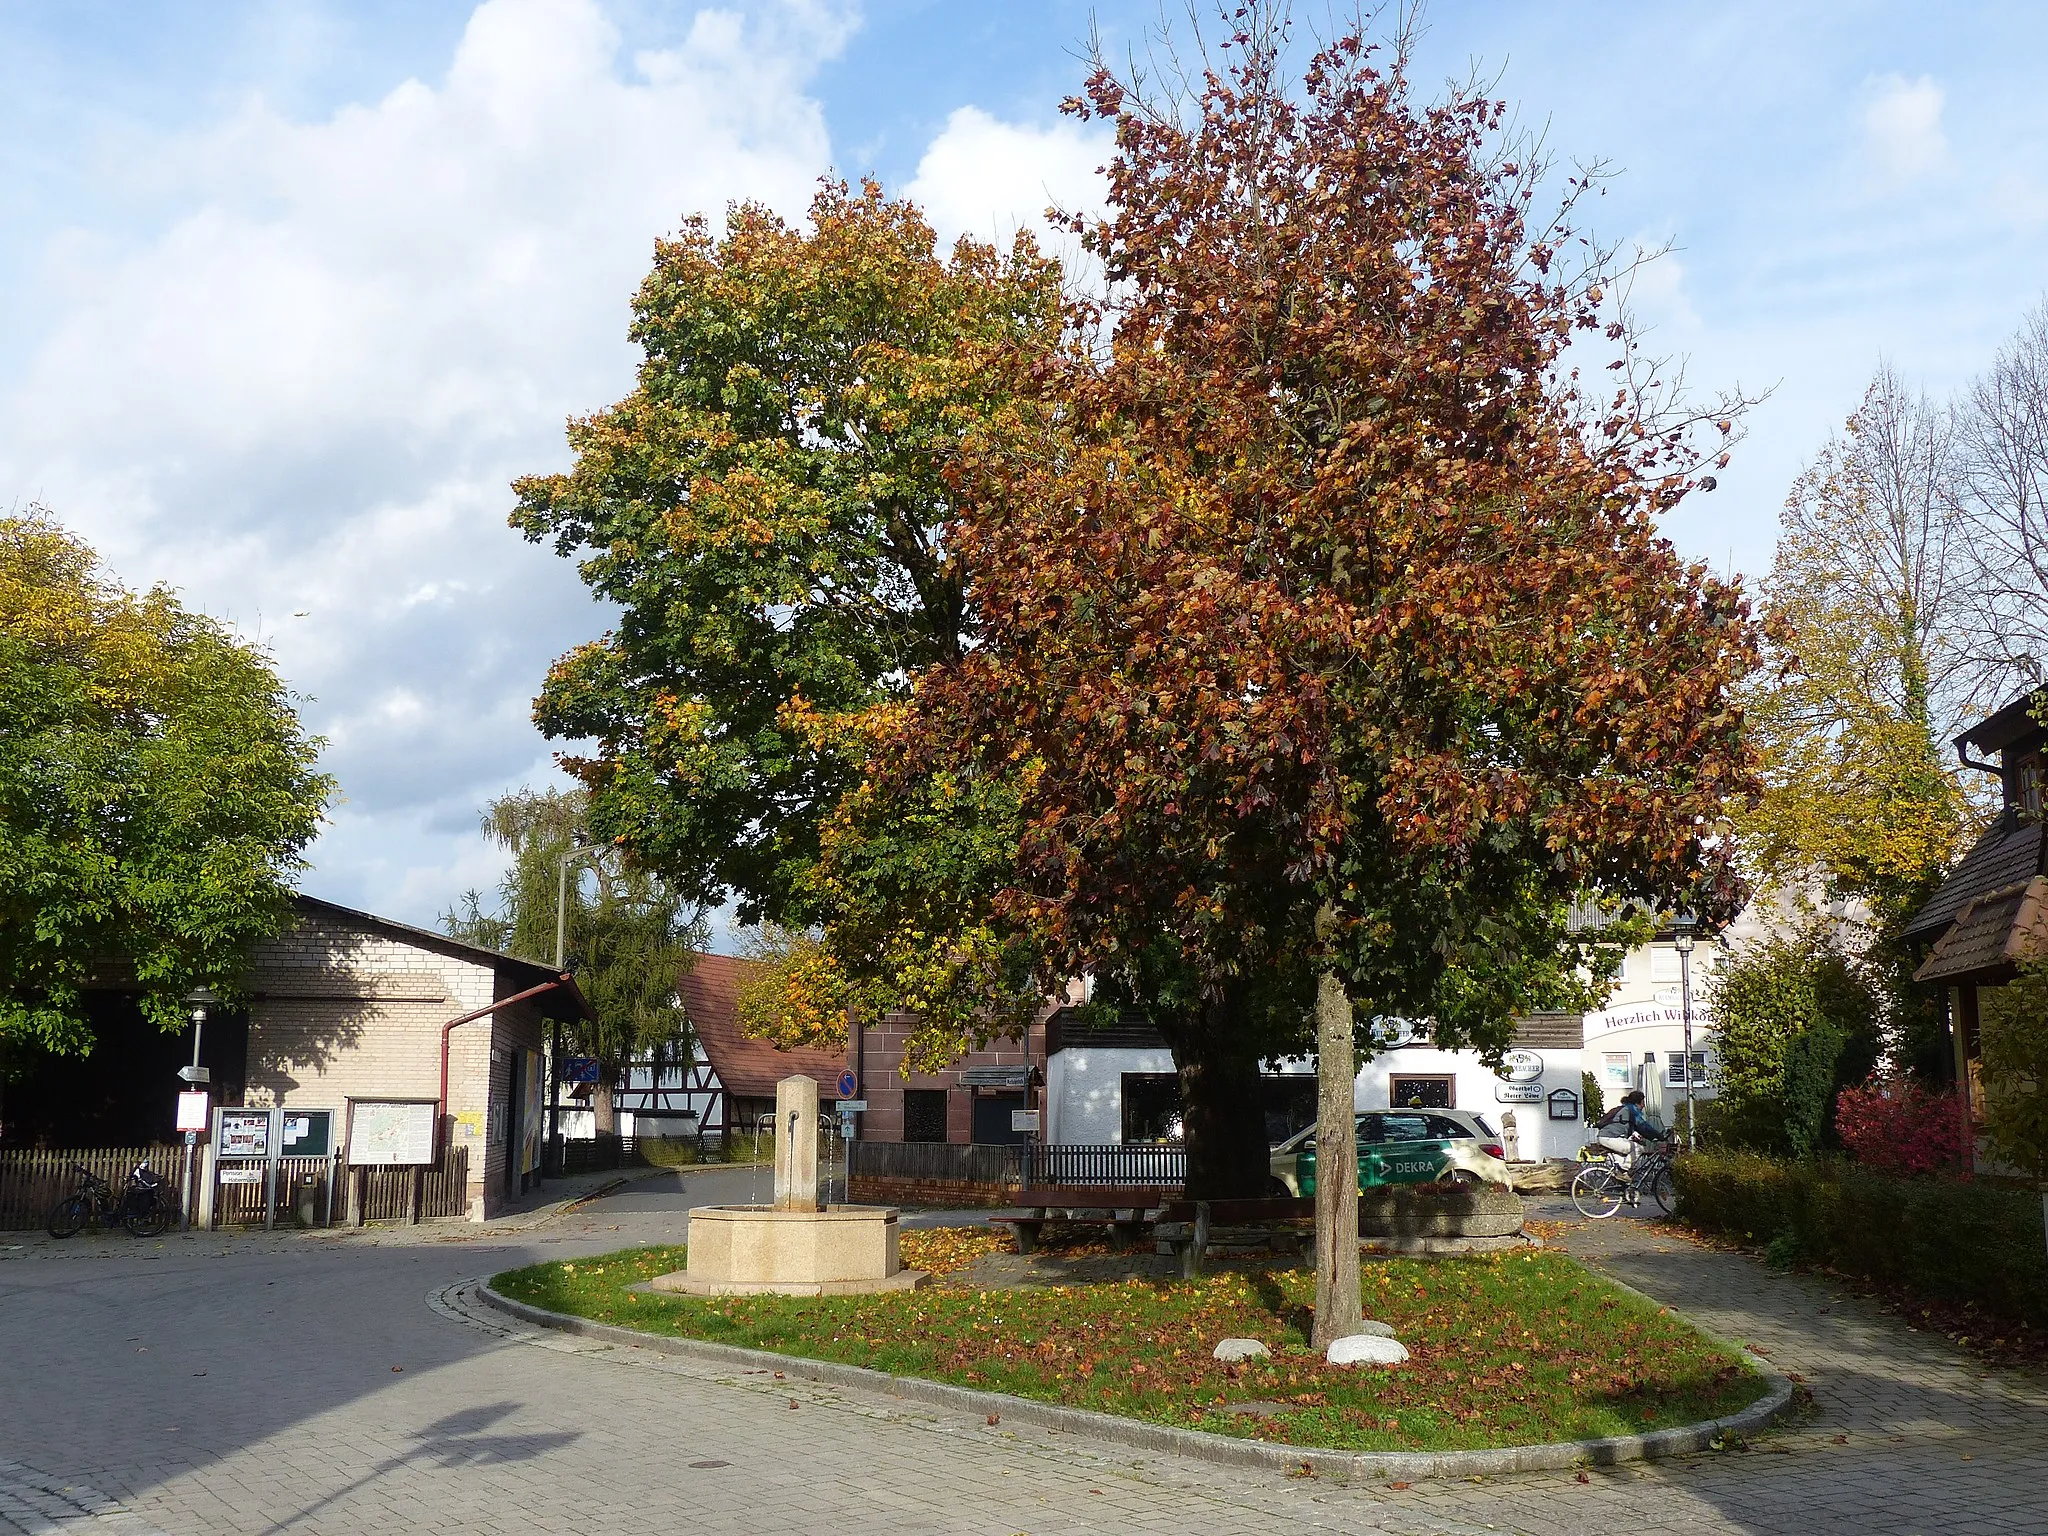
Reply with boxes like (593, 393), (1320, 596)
(848, 1140), (1026, 1187)
(0, 1145), (192, 1231)
(0, 1143), (471, 1230)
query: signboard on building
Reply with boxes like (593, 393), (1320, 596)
(959, 1066), (1030, 1088)
(175, 1091), (211, 1134)
(1494, 1049), (1544, 1084)
(280, 1109), (332, 1159)
(217, 1109), (271, 1159)
(1493, 1082), (1542, 1104)
(345, 1099), (437, 1166)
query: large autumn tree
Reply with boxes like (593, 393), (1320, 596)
(853, 14), (1762, 1337)
(0, 512), (330, 1060)
(513, 181), (1063, 925)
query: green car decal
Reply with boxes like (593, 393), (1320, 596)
(1296, 1113), (1456, 1196)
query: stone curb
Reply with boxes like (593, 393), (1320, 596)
(474, 1280), (1795, 1483)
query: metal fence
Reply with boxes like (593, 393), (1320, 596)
(1022, 1142), (1186, 1189)
(0, 1145), (193, 1231)
(846, 1140), (1189, 1194)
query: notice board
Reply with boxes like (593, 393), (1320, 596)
(345, 1100), (437, 1166)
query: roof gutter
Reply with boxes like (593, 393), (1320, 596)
(1957, 738), (2003, 778)
(438, 975), (580, 1129)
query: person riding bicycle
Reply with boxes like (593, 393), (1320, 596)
(1593, 1090), (1662, 1169)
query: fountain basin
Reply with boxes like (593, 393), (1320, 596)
(651, 1204), (926, 1297)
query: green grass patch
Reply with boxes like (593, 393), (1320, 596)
(492, 1243), (1766, 1453)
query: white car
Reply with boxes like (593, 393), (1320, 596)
(1269, 1108), (1512, 1196)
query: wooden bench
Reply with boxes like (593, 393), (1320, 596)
(1153, 1197), (1314, 1277)
(991, 1186), (1178, 1253)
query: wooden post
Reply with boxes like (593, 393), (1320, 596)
(409, 1165), (423, 1224)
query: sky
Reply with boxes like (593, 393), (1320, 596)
(4, 0), (2047, 936)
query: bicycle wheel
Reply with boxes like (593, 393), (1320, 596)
(123, 1195), (170, 1237)
(1571, 1163), (1626, 1220)
(1647, 1164), (1676, 1215)
(46, 1195), (89, 1239)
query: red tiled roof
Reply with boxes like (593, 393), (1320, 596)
(679, 952), (847, 1099)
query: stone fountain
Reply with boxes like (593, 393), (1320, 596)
(650, 1074), (924, 1297)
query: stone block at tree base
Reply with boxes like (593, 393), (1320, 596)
(1327, 1333), (1410, 1366)
(1212, 1337), (1271, 1361)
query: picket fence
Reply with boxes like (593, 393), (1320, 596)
(0, 1143), (472, 1230)
(0, 1145), (192, 1231)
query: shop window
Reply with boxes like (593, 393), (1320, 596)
(1259, 1075), (1319, 1144)
(1664, 1053), (1709, 1088)
(1388, 1075), (1453, 1110)
(1121, 1073), (1183, 1143)
(1603, 1051), (1633, 1091)
(1651, 947), (1683, 983)
(903, 1089), (949, 1143)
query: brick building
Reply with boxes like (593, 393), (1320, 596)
(676, 952), (1048, 1146)
(236, 896), (591, 1219)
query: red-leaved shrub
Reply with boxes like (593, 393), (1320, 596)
(1834, 1077), (1971, 1177)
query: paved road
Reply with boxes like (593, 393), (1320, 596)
(2, 1171), (2042, 1534)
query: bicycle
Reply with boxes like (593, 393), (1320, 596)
(46, 1160), (172, 1239)
(1570, 1137), (1676, 1219)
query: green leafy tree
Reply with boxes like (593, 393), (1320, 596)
(511, 180), (1063, 925)
(0, 511), (329, 1059)
(1706, 927), (1884, 1154)
(444, 788), (703, 1131)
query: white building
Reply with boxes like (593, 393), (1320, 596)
(1042, 923), (1724, 1161)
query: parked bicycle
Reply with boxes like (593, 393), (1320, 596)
(46, 1160), (172, 1238)
(1570, 1137), (1676, 1219)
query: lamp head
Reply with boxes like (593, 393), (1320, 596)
(1671, 911), (1697, 955)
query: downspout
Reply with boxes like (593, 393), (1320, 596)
(438, 975), (577, 1134)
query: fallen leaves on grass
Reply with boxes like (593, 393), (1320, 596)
(899, 1226), (1012, 1276)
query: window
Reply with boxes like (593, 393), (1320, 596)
(1378, 1113), (1433, 1144)
(2018, 754), (2043, 820)
(1121, 1073), (1182, 1143)
(1651, 947), (1683, 984)
(1664, 1053), (1709, 1088)
(1260, 1076), (1319, 1145)
(1388, 1075), (1453, 1110)
(1603, 1051), (1633, 1090)
(903, 1089), (948, 1143)
(1423, 1114), (1473, 1142)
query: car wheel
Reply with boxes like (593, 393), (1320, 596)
(1267, 1176), (1295, 1198)
(1438, 1169), (1482, 1189)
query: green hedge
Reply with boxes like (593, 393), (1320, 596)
(1673, 1150), (2048, 1325)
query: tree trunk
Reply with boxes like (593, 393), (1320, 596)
(1164, 990), (1272, 1201)
(592, 1078), (617, 1136)
(1311, 965), (1361, 1348)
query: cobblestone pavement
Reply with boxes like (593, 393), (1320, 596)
(2, 1175), (2043, 1534)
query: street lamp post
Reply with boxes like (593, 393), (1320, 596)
(1672, 914), (1698, 1151)
(179, 989), (217, 1231)
(549, 843), (600, 1177)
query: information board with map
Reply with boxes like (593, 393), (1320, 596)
(345, 1099), (437, 1166)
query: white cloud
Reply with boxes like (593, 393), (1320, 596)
(0, 0), (849, 922)
(905, 105), (1109, 253)
(1859, 73), (1948, 187)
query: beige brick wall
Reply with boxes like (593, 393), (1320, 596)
(244, 912), (529, 1219)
